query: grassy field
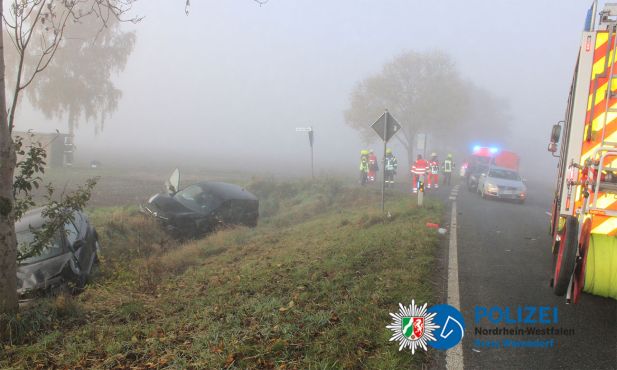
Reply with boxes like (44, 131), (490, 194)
(1, 178), (444, 369)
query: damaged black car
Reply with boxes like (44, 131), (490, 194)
(16, 208), (100, 298)
(141, 169), (259, 237)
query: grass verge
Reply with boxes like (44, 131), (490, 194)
(1, 178), (443, 369)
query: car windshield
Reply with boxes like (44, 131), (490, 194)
(489, 169), (521, 181)
(17, 230), (63, 264)
(174, 184), (222, 213)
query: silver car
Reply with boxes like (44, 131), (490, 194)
(477, 167), (527, 204)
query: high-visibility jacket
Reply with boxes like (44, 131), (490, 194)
(360, 157), (369, 172)
(429, 160), (440, 174)
(411, 159), (429, 175)
(385, 155), (398, 171)
(444, 159), (453, 173)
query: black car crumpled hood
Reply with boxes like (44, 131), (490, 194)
(143, 193), (202, 219)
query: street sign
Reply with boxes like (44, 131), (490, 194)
(371, 111), (401, 142)
(295, 127), (313, 132)
(369, 110), (402, 213)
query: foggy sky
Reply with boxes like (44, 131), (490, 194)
(14, 0), (596, 179)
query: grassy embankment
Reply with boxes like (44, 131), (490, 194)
(1, 178), (443, 369)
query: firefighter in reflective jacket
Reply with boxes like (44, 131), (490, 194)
(384, 148), (398, 187)
(443, 154), (455, 186)
(359, 150), (369, 185)
(411, 154), (429, 193)
(428, 153), (440, 190)
(368, 150), (378, 183)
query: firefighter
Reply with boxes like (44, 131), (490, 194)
(428, 153), (440, 190)
(359, 150), (369, 185)
(384, 148), (398, 187)
(368, 149), (379, 183)
(411, 154), (429, 193)
(443, 154), (455, 186)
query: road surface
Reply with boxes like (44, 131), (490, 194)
(431, 179), (617, 369)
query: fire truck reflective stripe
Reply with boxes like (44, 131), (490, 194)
(594, 194), (617, 210)
(581, 129), (617, 163)
(593, 32), (611, 66)
(587, 82), (617, 111)
(594, 32), (609, 60)
(590, 105), (617, 132)
(592, 56), (611, 79)
(590, 94), (617, 120)
(590, 217), (617, 235)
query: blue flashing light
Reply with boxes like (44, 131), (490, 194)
(489, 147), (499, 154)
(473, 145), (481, 153)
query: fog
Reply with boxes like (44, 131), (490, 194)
(13, 0), (594, 182)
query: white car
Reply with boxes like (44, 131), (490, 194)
(477, 167), (526, 204)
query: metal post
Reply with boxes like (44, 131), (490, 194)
(310, 143), (314, 179)
(382, 110), (387, 213)
(418, 174), (424, 207)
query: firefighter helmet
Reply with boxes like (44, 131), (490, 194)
(431, 152), (437, 157)
(386, 148), (393, 154)
(448, 153), (453, 158)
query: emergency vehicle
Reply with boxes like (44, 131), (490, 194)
(463, 146), (520, 191)
(548, 2), (617, 304)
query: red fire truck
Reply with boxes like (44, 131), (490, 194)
(548, 1), (617, 303)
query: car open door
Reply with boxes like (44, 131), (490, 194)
(165, 168), (180, 194)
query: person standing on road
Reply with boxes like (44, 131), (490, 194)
(428, 153), (440, 190)
(411, 154), (429, 193)
(368, 149), (379, 183)
(443, 154), (455, 186)
(359, 150), (369, 185)
(384, 148), (398, 187)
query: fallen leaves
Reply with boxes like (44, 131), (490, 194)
(278, 300), (295, 312)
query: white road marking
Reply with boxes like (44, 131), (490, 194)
(446, 201), (464, 370)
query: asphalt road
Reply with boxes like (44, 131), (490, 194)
(432, 178), (617, 369)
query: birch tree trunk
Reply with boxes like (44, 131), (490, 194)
(0, 0), (19, 313)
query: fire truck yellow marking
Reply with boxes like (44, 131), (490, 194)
(591, 106), (617, 131)
(581, 130), (617, 163)
(587, 33), (616, 110)
(587, 81), (617, 111)
(594, 194), (617, 210)
(591, 217), (617, 235)
(596, 32), (609, 49)
(592, 57), (609, 79)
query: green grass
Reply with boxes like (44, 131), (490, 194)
(1, 178), (444, 369)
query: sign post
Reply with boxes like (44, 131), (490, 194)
(370, 110), (401, 212)
(296, 126), (314, 179)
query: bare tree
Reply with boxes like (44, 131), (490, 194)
(0, 0), (139, 314)
(344, 51), (469, 164)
